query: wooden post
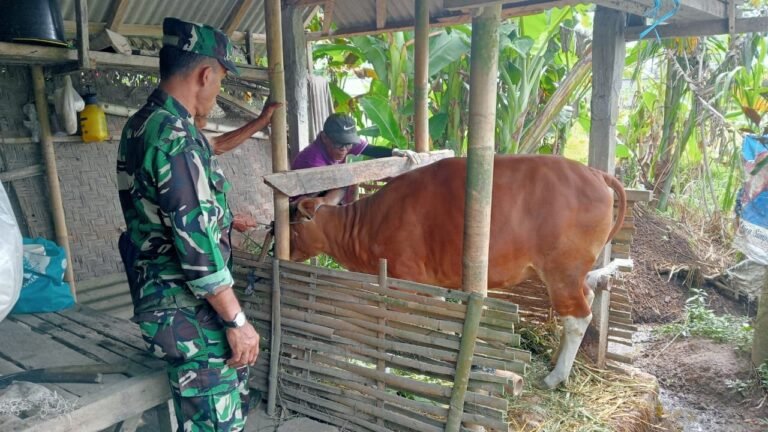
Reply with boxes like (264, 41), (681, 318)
(413, 0), (430, 153)
(445, 293), (484, 431)
(75, 0), (91, 69)
(752, 275), (768, 367)
(31, 65), (77, 298)
(245, 31), (256, 65)
(268, 258), (282, 416)
(462, 4), (500, 298)
(282, 4), (310, 160)
(376, 258), (388, 426)
(265, 0), (290, 416)
(456, 5), (500, 432)
(595, 276), (611, 368)
(589, 6), (625, 267)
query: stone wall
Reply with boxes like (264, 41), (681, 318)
(0, 66), (275, 281)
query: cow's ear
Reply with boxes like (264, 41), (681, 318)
(297, 198), (322, 220)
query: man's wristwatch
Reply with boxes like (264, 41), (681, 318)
(223, 311), (247, 329)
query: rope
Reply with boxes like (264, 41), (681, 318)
(638, 0), (681, 41)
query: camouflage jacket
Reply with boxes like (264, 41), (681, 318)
(117, 89), (233, 316)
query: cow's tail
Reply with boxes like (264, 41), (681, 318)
(603, 173), (627, 244)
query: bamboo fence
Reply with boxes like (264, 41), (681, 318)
(232, 251), (528, 432)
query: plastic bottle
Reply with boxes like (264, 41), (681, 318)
(79, 93), (108, 142)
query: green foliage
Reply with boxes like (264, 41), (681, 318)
(656, 289), (753, 351)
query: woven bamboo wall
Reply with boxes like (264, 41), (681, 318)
(233, 251), (529, 432)
(0, 67), (276, 281)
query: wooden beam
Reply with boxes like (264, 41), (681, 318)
(0, 41), (269, 81)
(223, 0), (254, 36)
(323, 0), (335, 33)
(625, 16), (768, 40)
(287, 0), (326, 5)
(3, 371), (170, 432)
(245, 30), (256, 64)
(31, 65), (77, 298)
(0, 164), (45, 183)
(307, 0), (580, 41)
(589, 6), (625, 267)
(444, 0), (504, 10)
(75, 0), (91, 69)
(62, 21), (266, 45)
(106, 0), (130, 31)
(263, 150), (454, 196)
(283, 4), (311, 160)
(376, 0), (388, 29)
(414, 0), (429, 153)
(264, 0), (290, 417)
(728, 0), (735, 36)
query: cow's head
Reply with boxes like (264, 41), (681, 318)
(289, 197), (327, 262)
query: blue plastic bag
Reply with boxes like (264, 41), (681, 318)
(11, 237), (74, 314)
(734, 135), (768, 265)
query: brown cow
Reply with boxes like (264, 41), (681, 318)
(289, 155), (626, 389)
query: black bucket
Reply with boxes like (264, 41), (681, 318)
(0, 0), (67, 47)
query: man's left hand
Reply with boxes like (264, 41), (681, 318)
(392, 149), (422, 164)
(232, 213), (258, 233)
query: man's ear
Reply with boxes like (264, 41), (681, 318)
(297, 198), (323, 220)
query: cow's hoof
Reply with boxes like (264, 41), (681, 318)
(536, 374), (562, 390)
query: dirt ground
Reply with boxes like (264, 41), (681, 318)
(619, 208), (768, 431)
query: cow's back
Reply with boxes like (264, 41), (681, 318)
(355, 155), (617, 289)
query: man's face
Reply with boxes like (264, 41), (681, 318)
(321, 133), (354, 162)
(197, 62), (226, 117)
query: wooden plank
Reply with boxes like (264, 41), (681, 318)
(596, 287), (611, 368)
(444, 0), (505, 9)
(0, 164), (44, 182)
(10, 314), (150, 374)
(605, 351), (633, 364)
(5, 371), (170, 432)
(224, 0), (255, 35)
(77, 273), (128, 293)
(75, 0), (90, 69)
(56, 306), (147, 351)
(264, 150), (453, 196)
(624, 188), (652, 202)
(376, 0), (388, 29)
(609, 321), (638, 332)
(106, 0), (130, 31)
(625, 16), (768, 41)
(323, 0), (335, 33)
(282, 3), (310, 161)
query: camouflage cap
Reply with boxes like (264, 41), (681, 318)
(162, 17), (240, 76)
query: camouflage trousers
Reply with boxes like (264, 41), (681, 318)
(138, 305), (249, 432)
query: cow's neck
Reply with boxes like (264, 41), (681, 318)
(318, 201), (376, 274)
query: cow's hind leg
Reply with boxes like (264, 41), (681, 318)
(539, 269), (593, 389)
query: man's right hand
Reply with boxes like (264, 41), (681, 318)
(225, 322), (260, 367)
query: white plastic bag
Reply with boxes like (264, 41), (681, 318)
(53, 76), (85, 135)
(0, 182), (23, 322)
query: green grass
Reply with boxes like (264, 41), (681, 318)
(564, 122), (589, 164)
(655, 289), (753, 352)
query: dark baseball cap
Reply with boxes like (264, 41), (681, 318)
(323, 114), (360, 145)
(162, 17), (240, 76)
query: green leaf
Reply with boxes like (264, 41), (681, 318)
(329, 82), (352, 113)
(510, 37), (535, 56)
(359, 95), (406, 147)
(368, 79), (389, 99)
(428, 31), (471, 77)
(429, 113), (449, 141)
(538, 144), (553, 154)
(358, 125), (381, 137)
(350, 36), (389, 85)
(616, 143), (632, 159)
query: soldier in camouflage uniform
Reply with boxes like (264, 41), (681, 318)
(117, 17), (271, 432)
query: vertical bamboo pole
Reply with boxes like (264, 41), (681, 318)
(414, 0), (430, 153)
(268, 258), (282, 416)
(31, 65), (77, 298)
(452, 5), (501, 432)
(264, 0), (289, 416)
(462, 4), (500, 298)
(445, 293), (484, 431)
(596, 276), (611, 369)
(376, 258), (388, 426)
(75, 0), (91, 69)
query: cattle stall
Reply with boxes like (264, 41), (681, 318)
(233, 251), (527, 431)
